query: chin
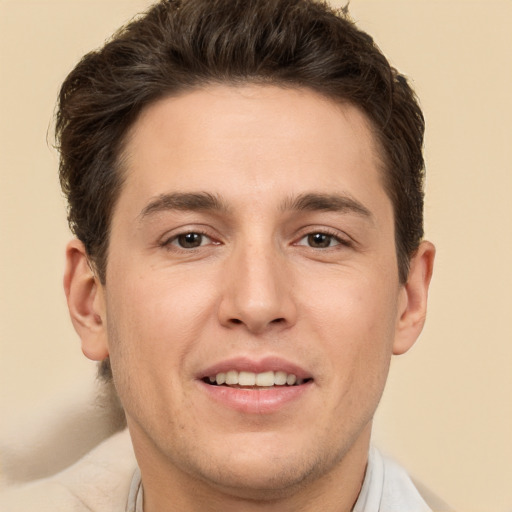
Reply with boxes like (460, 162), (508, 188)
(202, 463), (315, 501)
(190, 438), (340, 500)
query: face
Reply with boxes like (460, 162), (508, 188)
(75, 85), (430, 501)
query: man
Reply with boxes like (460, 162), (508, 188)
(1, 0), (441, 510)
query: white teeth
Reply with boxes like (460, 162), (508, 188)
(225, 370), (238, 385)
(256, 371), (274, 387)
(211, 370), (305, 387)
(274, 371), (287, 385)
(238, 371), (256, 386)
(286, 374), (297, 386)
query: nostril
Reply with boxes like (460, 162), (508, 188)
(226, 317), (286, 329)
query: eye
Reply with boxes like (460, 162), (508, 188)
(168, 232), (212, 249)
(296, 232), (344, 249)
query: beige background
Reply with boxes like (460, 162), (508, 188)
(1, 1), (511, 511)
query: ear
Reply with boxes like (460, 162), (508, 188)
(64, 239), (109, 361)
(393, 240), (435, 355)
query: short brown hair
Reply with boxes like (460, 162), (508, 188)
(56, 0), (425, 285)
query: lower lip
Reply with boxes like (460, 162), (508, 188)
(198, 380), (313, 414)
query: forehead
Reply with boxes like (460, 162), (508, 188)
(118, 85), (388, 216)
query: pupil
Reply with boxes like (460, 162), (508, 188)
(308, 233), (330, 248)
(179, 233), (202, 248)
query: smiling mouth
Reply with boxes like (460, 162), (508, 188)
(202, 370), (312, 388)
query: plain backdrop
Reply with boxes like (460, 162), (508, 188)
(1, 1), (511, 511)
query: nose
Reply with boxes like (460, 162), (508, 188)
(218, 241), (297, 334)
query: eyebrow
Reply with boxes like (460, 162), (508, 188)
(138, 191), (372, 222)
(139, 192), (229, 219)
(281, 193), (373, 219)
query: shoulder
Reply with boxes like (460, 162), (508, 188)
(0, 429), (136, 512)
(377, 448), (453, 512)
(354, 447), (453, 512)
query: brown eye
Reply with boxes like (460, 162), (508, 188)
(307, 233), (336, 248)
(176, 233), (205, 248)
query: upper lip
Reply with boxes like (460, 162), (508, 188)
(199, 356), (312, 381)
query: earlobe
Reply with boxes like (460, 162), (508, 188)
(393, 241), (435, 355)
(64, 239), (109, 361)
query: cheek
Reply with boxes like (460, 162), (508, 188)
(305, 272), (398, 384)
(103, 271), (219, 425)
(104, 267), (220, 375)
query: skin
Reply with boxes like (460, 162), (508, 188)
(65, 85), (435, 512)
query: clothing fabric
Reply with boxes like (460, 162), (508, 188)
(127, 468), (144, 512)
(352, 446), (432, 512)
(0, 430), (136, 512)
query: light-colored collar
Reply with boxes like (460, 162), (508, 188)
(126, 467), (143, 512)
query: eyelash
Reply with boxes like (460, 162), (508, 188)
(160, 228), (352, 252)
(160, 230), (217, 250)
(294, 229), (352, 250)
